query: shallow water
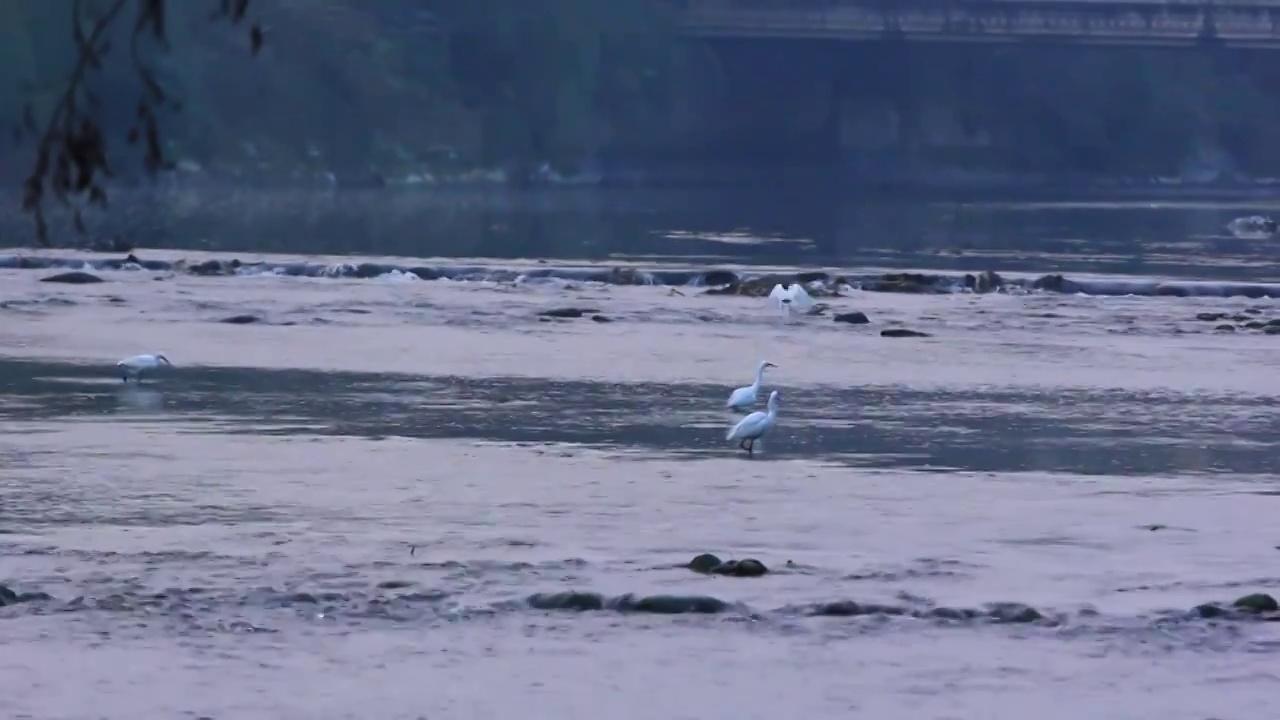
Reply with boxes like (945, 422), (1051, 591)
(2, 242), (1280, 719)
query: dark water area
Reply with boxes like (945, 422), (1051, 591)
(2, 359), (1279, 478)
(11, 189), (1280, 300)
(7, 185), (1280, 282)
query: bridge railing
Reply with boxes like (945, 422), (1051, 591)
(672, 0), (1280, 46)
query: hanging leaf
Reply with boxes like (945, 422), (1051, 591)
(250, 25), (264, 55)
(15, 0), (261, 246)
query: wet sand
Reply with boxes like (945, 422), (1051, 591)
(3, 251), (1280, 719)
(4, 254), (1280, 393)
(3, 425), (1277, 612)
(3, 426), (1278, 719)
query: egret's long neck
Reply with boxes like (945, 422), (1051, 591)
(753, 364), (767, 387)
(766, 396), (778, 416)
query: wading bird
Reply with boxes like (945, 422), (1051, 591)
(727, 390), (779, 457)
(726, 360), (777, 412)
(768, 282), (815, 319)
(117, 353), (172, 383)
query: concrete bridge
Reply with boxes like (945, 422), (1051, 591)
(673, 0), (1280, 47)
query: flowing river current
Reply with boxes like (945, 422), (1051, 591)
(2, 194), (1280, 719)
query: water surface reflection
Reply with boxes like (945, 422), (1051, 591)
(8, 188), (1280, 281)
(2, 359), (1274, 476)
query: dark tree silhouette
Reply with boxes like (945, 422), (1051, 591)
(13, 0), (263, 246)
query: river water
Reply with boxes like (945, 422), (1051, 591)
(1, 191), (1279, 720)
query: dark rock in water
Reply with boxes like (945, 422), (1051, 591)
(862, 271), (995, 295)
(1245, 321), (1267, 329)
(40, 271), (103, 284)
(985, 602), (1043, 623)
(529, 589), (731, 614)
(1196, 312), (1228, 322)
(1267, 318), (1280, 327)
(688, 553), (724, 574)
(590, 314), (614, 323)
(967, 270), (1005, 293)
(810, 601), (868, 617)
(220, 314), (262, 324)
(186, 258), (243, 276)
(704, 276), (780, 297)
(703, 274), (841, 299)
(701, 269), (739, 287)
(353, 263), (394, 279)
(0, 584), (52, 606)
(1266, 325), (1280, 335)
(834, 311), (870, 325)
(1232, 593), (1278, 613)
(810, 600), (909, 617)
(1215, 324), (1237, 333)
(1194, 602), (1228, 618)
(1031, 274), (1084, 294)
(715, 558), (768, 577)
(865, 272), (940, 294)
(92, 253), (166, 272)
(881, 328), (931, 338)
(687, 553), (768, 577)
(538, 307), (599, 319)
(927, 606), (981, 621)
(621, 594), (729, 614)
(527, 591), (606, 611)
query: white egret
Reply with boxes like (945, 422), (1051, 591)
(726, 390), (779, 457)
(117, 353), (172, 383)
(768, 282), (816, 319)
(726, 360), (777, 412)
(1226, 215), (1278, 239)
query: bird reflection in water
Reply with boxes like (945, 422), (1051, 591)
(113, 385), (164, 413)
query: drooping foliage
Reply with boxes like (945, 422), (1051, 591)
(9, 0), (263, 245)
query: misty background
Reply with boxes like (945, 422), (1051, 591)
(2, 0), (1278, 260)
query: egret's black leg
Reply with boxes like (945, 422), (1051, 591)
(738, 440), (748, 452)
(746, 439), (754, 457)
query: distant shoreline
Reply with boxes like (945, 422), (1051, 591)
(0, 172), (1274, 252)
(0, 174), (1277, 204)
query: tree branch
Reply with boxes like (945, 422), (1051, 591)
(15, 0), (262, 246)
